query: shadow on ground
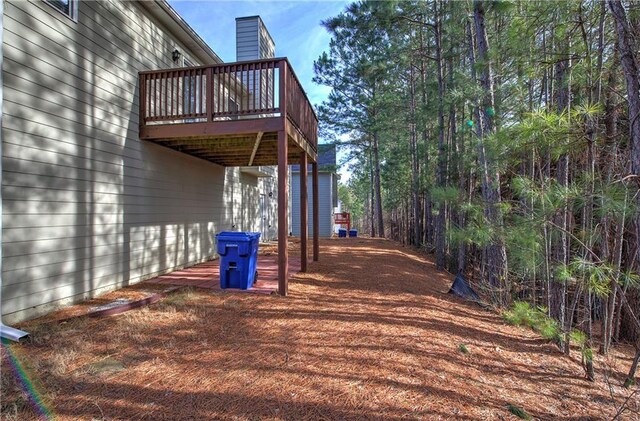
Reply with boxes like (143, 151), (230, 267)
(3, 238), (637, 420)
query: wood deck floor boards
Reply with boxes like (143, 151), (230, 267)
(144, 255), (301, 294)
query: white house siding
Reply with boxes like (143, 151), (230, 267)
(258, 168), (278, 241)
(290, 172), (334, 237)
(225, 169), (277, 238)
(258, 24), (275, 60)
(1, 0), (274, 323)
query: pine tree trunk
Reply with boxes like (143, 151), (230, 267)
(616, 281), (640, 385)
(372, 130), (385, 237)
(425, 194), (433, 247)
(601, 60), (620, 354)
(624, 347), (640, 388)
(418, 28), (431, 248)
(595, 1), (606, 102)
(369, 147), (376, 237)
(608, 206), (626, 349)
(550, 40), (570, 344)
(409, 67), (421, 247)
(435, 0), (446, 269)
(454, 96), (466, 274)
(406, 199), (411, 245)
(584, 292), (595, 381)
(472, 0), (508, 306)
(608, 0), (640, 270)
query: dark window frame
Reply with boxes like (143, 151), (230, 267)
(45, 0), (78, 21)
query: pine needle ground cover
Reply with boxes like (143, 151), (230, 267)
(2, 238), (638, 420)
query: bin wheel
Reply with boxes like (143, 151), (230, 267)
(254, 271), (258, 284)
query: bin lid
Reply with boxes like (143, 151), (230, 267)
(216, 231), (261, 241)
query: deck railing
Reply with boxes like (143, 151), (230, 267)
(139, 58), (317, 150)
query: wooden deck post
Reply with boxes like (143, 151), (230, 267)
(206, 67), (213, 123)
(300, 152), (308, 272)
(139, 74), (146, 132)
(312, 161), (319, 262)
(277, 130), (289, 296)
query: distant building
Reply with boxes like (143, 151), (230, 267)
(290, 144), (338, 237)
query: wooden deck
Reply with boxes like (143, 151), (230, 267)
(139, 58), (318, 166)
(139, 57), (320, 296)
(145, 256), (302, 294)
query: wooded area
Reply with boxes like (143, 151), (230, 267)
(315, 0), (640, 386)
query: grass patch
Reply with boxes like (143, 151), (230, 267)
(507, 403), (532, 420)
(25, 317), (89, 346)
(458, 344), (470, 354)
(160, 287), (195, 307)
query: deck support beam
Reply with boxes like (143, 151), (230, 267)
(312, 161), (319, 262)
(300, 152), (308, 272)
(277, 130), (289, 296)
(248, 131), (264, 166)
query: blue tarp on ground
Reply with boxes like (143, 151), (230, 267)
(448, 272), (480, 302)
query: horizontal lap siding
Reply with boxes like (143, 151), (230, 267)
(236, 18), (259, 61)
(1, 0), (248, 322)
(290, 173), (333, 237)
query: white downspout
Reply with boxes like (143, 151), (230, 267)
(0, 0), (29, 342)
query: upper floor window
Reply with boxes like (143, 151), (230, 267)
(46, 0), (77, 21)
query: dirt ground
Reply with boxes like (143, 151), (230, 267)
(2, 238), (638, 420)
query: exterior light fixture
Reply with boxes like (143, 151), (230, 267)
(172, 49), (181, 63)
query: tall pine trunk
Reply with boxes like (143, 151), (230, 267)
(409, 66), (421, 247)
(551, 47), (570, 352)
(435, 0), (447, 269)
(472, 0), (508, 306)
(369, 146), (376, 237)
(372, 130), (385, 237)
(608, 0), (640, 271)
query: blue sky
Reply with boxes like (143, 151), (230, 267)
(168, 0), (349, 111)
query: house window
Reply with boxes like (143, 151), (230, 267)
(45, 0), (77, 20)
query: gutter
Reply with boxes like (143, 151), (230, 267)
(0, 0), (29, 342)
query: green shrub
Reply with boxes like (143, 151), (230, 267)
(570, 329), (593, 365)
(536, 317), (561, 342)
(570, 329), (587, 346)
(503, 301), (561, 342)
(503, 301), (533, 326)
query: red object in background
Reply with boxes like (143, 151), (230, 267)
(335, 212), (351, 231)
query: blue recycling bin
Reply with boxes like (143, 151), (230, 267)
(216, 231), (260, 289)
(349, 229), (358, 237)
(338, 228), (347, 238)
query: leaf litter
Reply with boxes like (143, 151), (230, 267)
(2, 238), (638, 420)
